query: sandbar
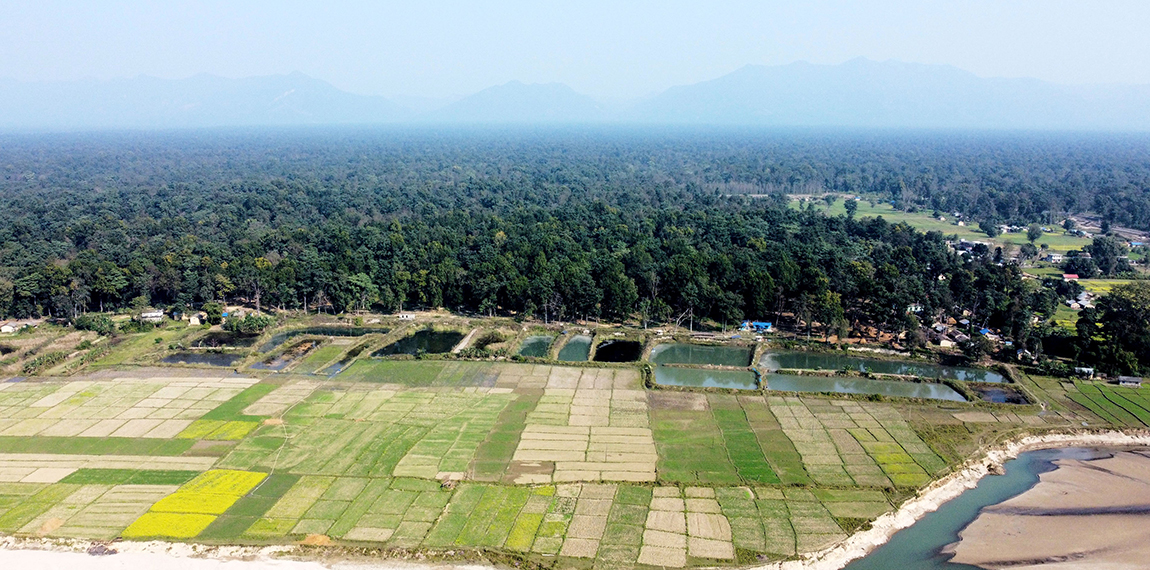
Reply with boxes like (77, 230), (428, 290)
(949, 449), (1150, 570)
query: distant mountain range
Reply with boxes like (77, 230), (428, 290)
(2, 59), (1150, 130)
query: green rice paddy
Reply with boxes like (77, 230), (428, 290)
(0, 349), (1075, 569)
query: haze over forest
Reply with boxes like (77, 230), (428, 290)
(2, 59), (1150, 130)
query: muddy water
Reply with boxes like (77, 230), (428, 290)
(653, 367), (759, 390)
(517, 335), (553, 358)
(372, 330), (464, 356)
(649, 343), (752, 367)
(557, 335), (591, 362)
(161, 352), (243, 366)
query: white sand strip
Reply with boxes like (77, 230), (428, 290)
(0, 543), (496, 570)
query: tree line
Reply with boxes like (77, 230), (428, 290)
(0, 128), (1146, 373)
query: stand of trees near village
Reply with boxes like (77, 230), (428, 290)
(0, 128), (1148, 373)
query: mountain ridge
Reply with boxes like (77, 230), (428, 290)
(2, 59), (1149, 130)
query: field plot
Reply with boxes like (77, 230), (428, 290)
(1068, 383), (1150, 427)
(511, 386), (656, 484)
(0, 376), (258, 441)
(123, 469), (267, 538)
(769, 396), (944, 487)
(0, 362), (955, 568)
(651, 396), (742, 485)
(218, 386), (519, 482)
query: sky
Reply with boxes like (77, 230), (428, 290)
(1, 1), (1147, 101)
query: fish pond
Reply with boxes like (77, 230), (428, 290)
(259, 327), (390, 353)
(161, 351), (243, 367)
(190, 332), (258, 348)
(372, 329), (464, 356)
(843, 447), (1104, 569)
(653, 367), (759, 390)
(250, 341), (317, 371)
(649, 343), (752, 367)
(593, 340), (643, 362)
(557, 334), (592, 362)
(516, 335), (554, 358)
(765, 374), (966, 402)
(762, 351), (1004, 383)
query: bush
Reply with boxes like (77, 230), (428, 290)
(73, 314), (115, 336)
(119, 319), (159, 334)
(201, 302), (224, 325)
(23, 351), (67, 374)
(223, 314), (276, 335)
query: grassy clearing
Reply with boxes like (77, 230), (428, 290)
(90, 325), (197, 367)
(793, 199), (1093, 254)
(337, 360), (446, 384)
(291, 343), (346, 374)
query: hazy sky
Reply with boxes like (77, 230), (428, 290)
(1, 1), (1147, 100)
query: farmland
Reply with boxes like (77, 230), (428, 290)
(0, 346), (1093, 570)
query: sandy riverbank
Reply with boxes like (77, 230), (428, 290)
(751, 430), (1150, 570)
(948, 448), (1150, 569)
(0, 536), (494, 570)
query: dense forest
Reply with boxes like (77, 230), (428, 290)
(1, 128), (1149, 372)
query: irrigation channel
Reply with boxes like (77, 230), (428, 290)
(842, 447), (1103, 570)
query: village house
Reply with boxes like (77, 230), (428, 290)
(1117, 376), (1144, 388)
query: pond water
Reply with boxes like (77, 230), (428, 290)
(250, 341), (316, 371)
(654, 367), (759, 390)
(765, 374), (967, 402)
(973, 386), (1029, 404)
(191, 332), (258, 348)
(517, 335), (554, 358)
(372, 330), (464, 356)
(761, 351), (1004, 383)
(649, 343), (752, 367)
(843, 447), (1104, 570)
(322, 343), (370, 376)
(259, 327), (390, 353)
(557, 335), (592, 362)
(161, 352), (243, 366)
(593, 340), (643, 362)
